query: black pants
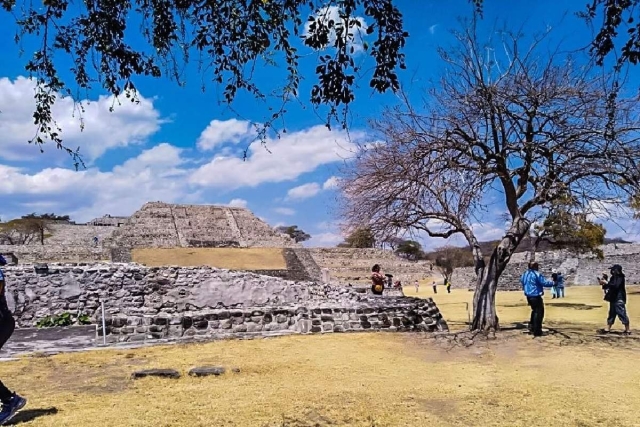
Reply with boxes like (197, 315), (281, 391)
(0, 316), (15, 402)
(607, 299), (630, 326)
(527, 296), (544, 336)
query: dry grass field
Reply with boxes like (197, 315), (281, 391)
(131, 248), (287, 270)
(1, 286), (639, 427)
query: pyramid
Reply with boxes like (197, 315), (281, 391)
(106, 202), (297, 248)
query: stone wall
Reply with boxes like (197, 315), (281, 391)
(0, 244), (109, 264)
(309, 248), (434, 285)
(2, 263), (448, 342)
(451, 243), (640, 290)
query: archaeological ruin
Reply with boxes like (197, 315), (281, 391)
(2, 200), (638, 345)
(451, 243), (640, 290)
(3, 263), (448, 343)
(0, 202), (450, 343)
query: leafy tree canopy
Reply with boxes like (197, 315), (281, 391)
(532, 197), (606, 259)
(394, 239), (423, 260)
(276, 225), (311, 243)
(0, 0), (407, 163)
(338, 227), (375, 248)
(22, 213), (71, 221)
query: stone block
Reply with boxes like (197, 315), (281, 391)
(208, 320), (220, 329)
(246, 323), (263, 333)
(188, 366), (225, 377)
(132, 369), (180, 380)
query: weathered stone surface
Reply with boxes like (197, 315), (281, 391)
(188, 366), (226, 377)
(131, 369), (181, 379)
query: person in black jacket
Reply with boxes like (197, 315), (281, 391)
(0, 255), (27, 425)
(601, 264), (630, 335)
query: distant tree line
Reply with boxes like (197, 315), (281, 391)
(0, 213), (71, 245)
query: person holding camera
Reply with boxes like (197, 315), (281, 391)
(600, 264), (630, 335)
(521, 262), (554, 337)
(0, 255), (27, 425)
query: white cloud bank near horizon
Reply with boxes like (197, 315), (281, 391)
(0, 76), (360, 225)
(0, 76), (638, 249)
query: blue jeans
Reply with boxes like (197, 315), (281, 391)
(555, 287), (564, 298)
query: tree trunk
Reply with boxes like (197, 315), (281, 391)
(471, 217), (531, 331)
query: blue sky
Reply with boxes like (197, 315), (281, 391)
(0, 0), (638, 248)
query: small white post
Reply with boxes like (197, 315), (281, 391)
(101, 300), (107, 345)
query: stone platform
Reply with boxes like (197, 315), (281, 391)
(1, 263), (448, 347)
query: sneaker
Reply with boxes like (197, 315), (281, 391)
(0, 393), (27, 425)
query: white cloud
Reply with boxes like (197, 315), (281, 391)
(303, 6), (368, 52)
(429, 24), (438, 35)
(273, 207), (296, 216)
(226, 198), (248, 208)
(306, 232), (344, 247)
(0, 143), (196, 221)
(0, 76), (162, 162)
(322, 176), (340, 190)
(287, 183), (321, 200)
(190, 125), (360, 190)
(196, 119), (255, 151)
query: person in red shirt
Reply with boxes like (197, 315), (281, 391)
(371, 264), (385, 295)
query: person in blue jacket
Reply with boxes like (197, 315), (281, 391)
(0, 255), (27, 424)
(551, 269), (565, 298)
(521, 262), (554, 337)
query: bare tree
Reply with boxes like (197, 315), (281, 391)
(340, 23), (640, 331)
(0, 219), (39, 245)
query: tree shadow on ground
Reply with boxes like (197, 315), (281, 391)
(549, 302), (602, 310)
(6, 407), (58, 425)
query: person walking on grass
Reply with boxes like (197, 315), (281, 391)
(551, 270), (565, 298)
(0, 255), (26, 425)
(601, 264), (631, 335)
(432, 281), (437, 294)
(414, 280), (419, 293)
(521, 262), (553, 337)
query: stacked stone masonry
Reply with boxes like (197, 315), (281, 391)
(2, 263), (448, 342)
(451, 243), (640, 290)
(309, 248), (434, 284)
(104, 202), (298, 249)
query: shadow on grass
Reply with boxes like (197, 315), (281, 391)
(549, 302), (602, 310)
(6, 407), (58, 425)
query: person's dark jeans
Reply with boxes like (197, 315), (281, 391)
(607, 299), (629, 326)
(0, 315), (15, 402)
(526, 296), (544, 336)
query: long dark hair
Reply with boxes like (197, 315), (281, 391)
(372, 264), (380, 273)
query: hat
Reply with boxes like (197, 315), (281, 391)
(610, 264), (623, 273)
(551, 268), (557, 274)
